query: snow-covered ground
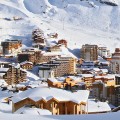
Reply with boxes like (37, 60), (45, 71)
(0, 112), (120, 120)
(0, 0), (120, 54)
(0, 0), (120, 118)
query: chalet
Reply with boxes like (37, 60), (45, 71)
(11, 87), (89, 114)
(20, 61), (33, 70)
(1, 39), (22, 56)
(58, 39), (67, 47)
(47, 77), (86, 90)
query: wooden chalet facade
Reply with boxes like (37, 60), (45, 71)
(47, 77), (86, 90)
(11, 88), (89, 115)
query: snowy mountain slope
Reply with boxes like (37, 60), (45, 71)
(0, 0), (120, 54)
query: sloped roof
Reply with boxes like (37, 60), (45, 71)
(0, 68), (9, 72)
(20, 61), (33, 65)
(11, 87), (89, 104)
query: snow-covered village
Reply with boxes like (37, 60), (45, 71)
(0, 0), (120, 120)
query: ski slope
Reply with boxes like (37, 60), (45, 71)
(0, 0), (120, 55)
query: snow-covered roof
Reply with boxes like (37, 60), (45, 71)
(0, 112), (120, 120)
(93, 68), (100, 72)
(86, 99), (111, 113)
(103, 74), (115, 79)
(0, 79), (8, 86)
(82, 74), (94, 78)
(95, 74), (115, 79)
(76, 82), (86, 86)
(42, 51), (61, 56)
(16, 84), (26, 88)
(115, 74), (120, 77)
(100, 69), (108, 73)
(48, 76), (82, 83)
(0, 61), (9, 64)
(0, 73), (6, 77)
(48, 78), (58, 83)
(11, 87), (89, 104)
(66, 76), (82, 81)
(15, 107), (52, 115)
(0, 68), (9, 72)
(11, 63), (20, 68)
(20, 61), (33, 65)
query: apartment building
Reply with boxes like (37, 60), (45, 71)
(32, 28), (46, 44)
(39, 52), (61, 64)
(92, 75), (120, 106)
(98, 46), (110, 58)
(18, 48), (41, 64)
(0, 63), (27, 85)
(81, 44), (98, 61)
(1, 40), (22, 56)
(110, 48), (120, 74)
(38, 56), (76, 79)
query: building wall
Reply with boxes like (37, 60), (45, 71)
(39, 70), (54, 79)
(12, 98), (35, 113)
(98, 47), (109, 58)
(92, 81), (120, 106)
(20, 63), (33, 70)
(81, 44), (98, 61)
(3, 65), (27, 85)
(110, 48), (120, 74)
(82, 77), (94, 89)
(2, 41), (22, 56)
(38, 57), (76, 79)
(12, 98), (87, 115)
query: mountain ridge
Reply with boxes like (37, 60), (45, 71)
(0, 0), (120, 53)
